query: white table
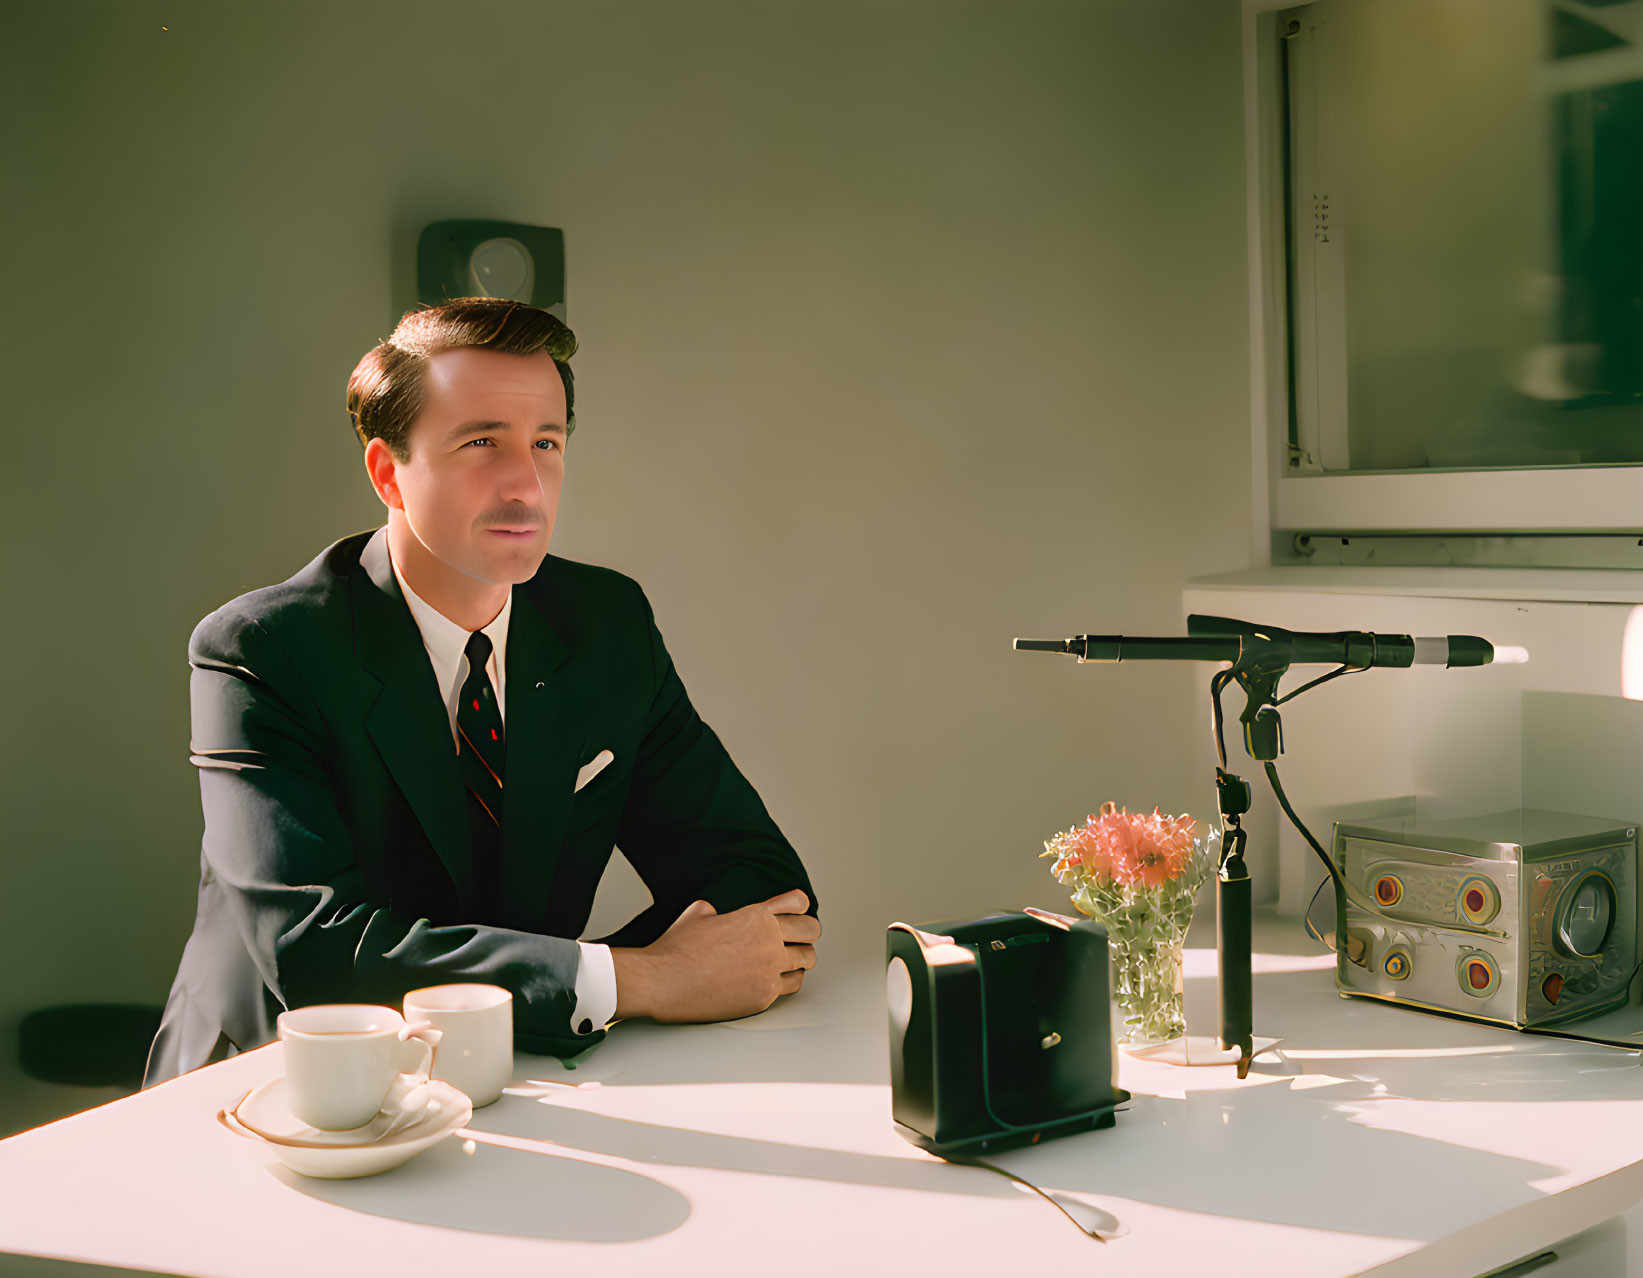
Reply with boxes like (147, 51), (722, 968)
(4, 915), (1643, 1278)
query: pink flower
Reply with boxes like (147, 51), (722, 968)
(1071, 801), (1198, 888)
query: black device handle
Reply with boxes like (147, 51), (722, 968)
(1218, 868), (1252, 1070)
(1214, 769), (1254, 1075)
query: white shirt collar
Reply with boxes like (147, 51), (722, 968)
(386, 534), (511, 732)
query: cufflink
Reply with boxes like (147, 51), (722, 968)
(577, 1019), (592, 1035)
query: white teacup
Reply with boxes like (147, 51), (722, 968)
(277, 1005), (442, 1132)
(403, 984), (514, 1108)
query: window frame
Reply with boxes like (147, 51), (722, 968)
(1241, 0), (1643, 559)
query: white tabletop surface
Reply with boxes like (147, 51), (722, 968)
(4, 914), (1643, 1278)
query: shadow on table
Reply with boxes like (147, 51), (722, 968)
(457, 1067), (1566, 1243)
(275, 1136), (692, 1242)
(0, 1255), (177, 1277)
(509, 966), (1640, 1243)
(997, 1081), (1564, 1241)
(290, 923), (1637, 1244)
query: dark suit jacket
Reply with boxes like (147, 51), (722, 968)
(143, 527), (817, 1085)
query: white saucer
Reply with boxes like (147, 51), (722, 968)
(232, 1073), (443, 1145)
(218, 1077), (472, 1179)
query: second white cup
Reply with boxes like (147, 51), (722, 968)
(403, 984), (514, 1108)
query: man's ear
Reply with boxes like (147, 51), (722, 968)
(363, 437), (405, 512)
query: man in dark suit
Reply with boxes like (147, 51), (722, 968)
(145, 297), (820, 1085)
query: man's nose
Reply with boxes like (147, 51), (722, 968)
(496, 442), (545, 504)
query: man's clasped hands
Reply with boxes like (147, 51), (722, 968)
(611, 889), (820, 1022)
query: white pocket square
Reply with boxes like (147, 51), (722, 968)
(574, 749), (615, 793)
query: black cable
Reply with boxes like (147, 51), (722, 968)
(937, 1151), (1116, 1242)
(1521, 1019), (1643, 1053)
(1263, 760), (1367, 954)
(1274, 662), (1354, 706)
(1210, 667), (1234, 770)
(1303, 874), (1337, 952)
(1263, 760), (1342, 893)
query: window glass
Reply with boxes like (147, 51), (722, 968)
(1287, 0), (1643, 473)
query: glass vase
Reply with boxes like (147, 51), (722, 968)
(1108, 932), (1186, 1045)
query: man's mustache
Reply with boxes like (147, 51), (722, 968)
(481, 509), (546, 530)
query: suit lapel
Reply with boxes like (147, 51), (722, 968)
(496, 583), (587, 931)
(353, 528), (476, 911)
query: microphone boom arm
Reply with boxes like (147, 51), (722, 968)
(1014, 615), (1498, 1078)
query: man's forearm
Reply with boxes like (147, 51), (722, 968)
(611, 947), (658, 1020)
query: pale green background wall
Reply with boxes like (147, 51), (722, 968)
(0, 0), (1249, 1134)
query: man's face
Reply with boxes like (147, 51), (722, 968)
(369, 346), (568, 589)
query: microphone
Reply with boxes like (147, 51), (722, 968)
(1013, 615), (1524, 669)
(1013, 612), (1524, 1077)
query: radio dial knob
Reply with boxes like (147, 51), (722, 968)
(1556, 872), (1615, 958)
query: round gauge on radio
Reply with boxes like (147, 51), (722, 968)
(1456, 951), (1499, 998)
(1555, 871), (1615, 958)
(1457, 875), (1500, 927)
(1373, 874), (1403, 908)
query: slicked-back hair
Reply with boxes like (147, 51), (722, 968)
(346, 297), (577, 460)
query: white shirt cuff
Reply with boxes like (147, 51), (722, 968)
(572, 941), (617, 1036)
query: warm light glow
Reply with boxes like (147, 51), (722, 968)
(1623, 606), (1643, 700)
(923, 942), (975, 968)
(1183, 949), (1337, 978)
(1282, 1046), (1507, 1061)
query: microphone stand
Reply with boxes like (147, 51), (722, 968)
(1018, 617), (1405, 1078)
(1207, 627), (1298, 1080)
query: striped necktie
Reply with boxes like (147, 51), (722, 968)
(458, 631), (505, 914)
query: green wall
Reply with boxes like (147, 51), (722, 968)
(0, 0), (1249, 1134)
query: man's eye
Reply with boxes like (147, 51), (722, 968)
(464, 437), (494, 448)
(535, 439), (558, 450)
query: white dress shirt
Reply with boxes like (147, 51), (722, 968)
(389, 543), (617, 1037)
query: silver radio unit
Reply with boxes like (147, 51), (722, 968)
(1331, 808), (1639, 1028)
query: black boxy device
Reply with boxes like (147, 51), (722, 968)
(886, 907), (1129, 1155)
